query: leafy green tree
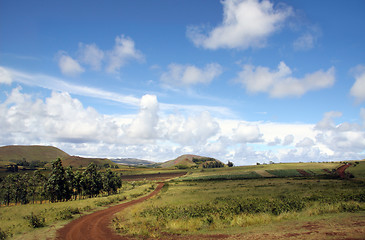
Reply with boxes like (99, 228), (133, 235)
(45, 158), (71, 202)
(0, 174), (15, 205)
(102, 169), (122, 195)
(65, 166), (75, 200)
(227, 161), (234, 167)
(14, 173), (29, 204)
(81, 163), (103, 197)
(74, 170), (83, 200)
(28, 170), (47, 204)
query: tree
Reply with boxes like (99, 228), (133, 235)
(29, 170), (47, 204)
(81, 163), (103, 198)
(65, 166), (75, 200)
(102, 169), (122, 195)
(45, 158), (71, 202)
(74, 170), (83, 200)
(227, 161), (234, 167)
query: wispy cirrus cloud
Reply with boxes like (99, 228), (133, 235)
(2, 66), (233, 117)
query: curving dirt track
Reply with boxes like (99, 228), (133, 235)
(336, 163), (351, 178)
(56, 182), (164, 240)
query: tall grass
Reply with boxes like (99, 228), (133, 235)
(113, 178), (365, 238)
(0, 181), (155, 239)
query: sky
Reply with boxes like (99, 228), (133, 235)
(0, 0), (365, 165)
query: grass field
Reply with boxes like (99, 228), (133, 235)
(113, 176), (365, 239)
(0, 181), (156, 240)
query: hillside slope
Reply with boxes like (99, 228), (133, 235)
(0, 145), (69, 163)
(160, 154), (225, 168)
(0, 145), (117, 168)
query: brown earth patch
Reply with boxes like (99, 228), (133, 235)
(120, 172), (187, 181)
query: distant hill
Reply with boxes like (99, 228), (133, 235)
(63, 156), (117, 168)
(0, 145), (116, 168)
(111, 158), (156, 166)
(0, 145), (69, 163)
(160, 154), (226, 168)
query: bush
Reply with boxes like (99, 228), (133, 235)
(25, 213), (45, 228)
(57, 207), (80, 220)
(0, 229), (7, 240)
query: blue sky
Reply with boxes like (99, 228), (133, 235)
(1, 0), (364, 165)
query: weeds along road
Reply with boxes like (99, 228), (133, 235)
(56, 182), (165, 240)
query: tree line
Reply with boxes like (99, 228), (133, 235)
(0, 158), (122, 205)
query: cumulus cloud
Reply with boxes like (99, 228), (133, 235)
(187, 0), (292, 50)
(314, 110), (365, 158)
(350, 65), (365, 102)
(127, 94), (159, 140)
(56, 35), (143, 75)
(236, 61), (335, 97)
(231, 122), (262, 143)
(160, 63), (222, 87)
(106, 35), (144, 74)
(162, 111), (220, 146)
(0, 66), (12, 84)
(296, 137), (315, 148)
(78, 43), (104, 70)
(315, 111), (342, 130)
(283, 134), (294, 145)
(1, 87), (365, 164)
(58, 53), (85, 76)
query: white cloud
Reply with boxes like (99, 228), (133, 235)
(236, 61), (335, 97)
(231, 122), (262, 143)
(78, 43), (104, 70)
(106, 35), (144, 74)
(160, 63), (222, 87)
(187, 0), (292, 50)
(161, 111), (220, 146)
(127, 94), (159, 141)
(350, 65), (365, 102)
(58, 53), (85, 76)
(1, 87), (365, 164)
(283, 134), (294, 145)
(293, 32), (316, 51)
(296, 137), (315, 148)
(0, 66), (12, 84)
(315, 111), (342, 130)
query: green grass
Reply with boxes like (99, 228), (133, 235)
(348, 160), (365, 179)
(113, 178), (365, 238)
(0, 181), (156, 240)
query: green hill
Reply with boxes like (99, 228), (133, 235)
(0, 145), (117, 168)
(63, 156), (117, 168)
(0, 145), (69, 163)
(160, 154), (225, 168)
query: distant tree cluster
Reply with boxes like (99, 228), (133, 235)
(0, 158), (122, 205)
(192, 157), (216, 164)
(202, 161), (225, 168)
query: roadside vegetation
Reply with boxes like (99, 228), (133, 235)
(0, 178), (155, 240)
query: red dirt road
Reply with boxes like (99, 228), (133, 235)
(56, 182), (164, 240)
(336, 163), (351, 178)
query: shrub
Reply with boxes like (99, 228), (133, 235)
(57, 207), (80, 220)
(25, 212), (45, 228)
(0, 229), (7, 240)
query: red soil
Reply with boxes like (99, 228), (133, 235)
(56, 183), (164, 240)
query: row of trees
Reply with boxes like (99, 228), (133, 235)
(0, 159), (122, 205)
